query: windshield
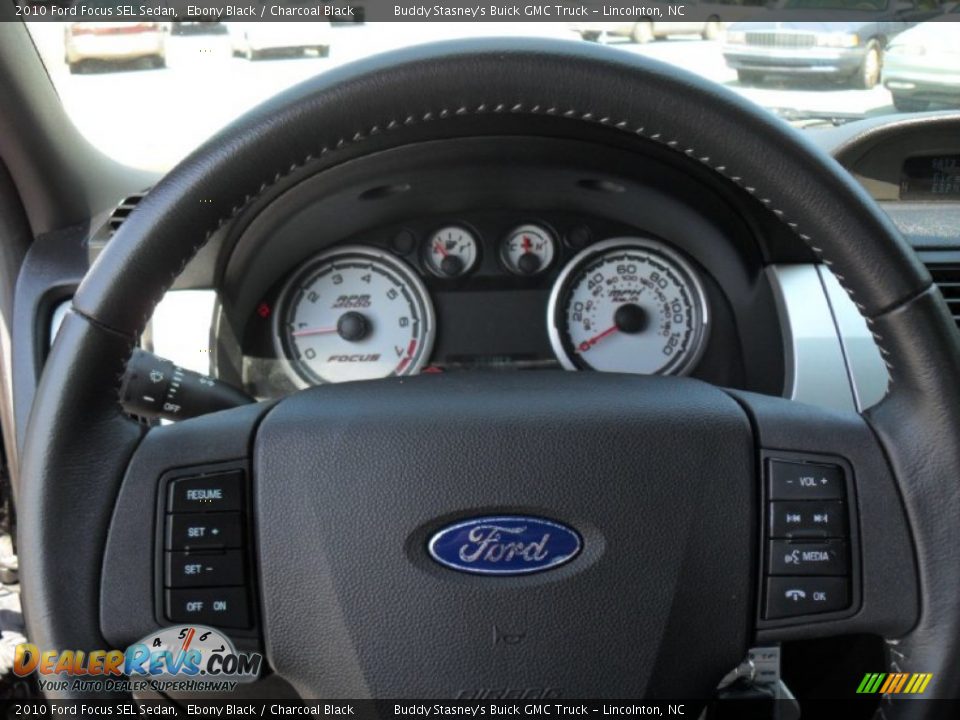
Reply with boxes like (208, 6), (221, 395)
(26, 12), (960, 172)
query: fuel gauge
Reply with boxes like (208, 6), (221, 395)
(425, 225), (479, 278)
(502, 224), (556, 276)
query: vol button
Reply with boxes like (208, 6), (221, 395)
(768, 460), (845, 501)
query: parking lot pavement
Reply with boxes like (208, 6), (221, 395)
(27, 23), (898, 172)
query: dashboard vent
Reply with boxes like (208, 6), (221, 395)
(106, 192), (146, 236)
(89, 190), (149, 264)
(927, 263), (960, 331)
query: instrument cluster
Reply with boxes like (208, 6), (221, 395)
(243, 213), (714, 395)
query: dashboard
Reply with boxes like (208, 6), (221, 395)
(210, 135), (789, 401)
(19, 113), (960, 453)
(825, 114), (960, 204)
(245, 222), (713, 394)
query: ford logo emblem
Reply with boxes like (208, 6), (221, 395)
(427, 515), (582, 575)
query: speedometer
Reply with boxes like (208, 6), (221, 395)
(547, 238), (708, 376)
(275, 246), (435, 385)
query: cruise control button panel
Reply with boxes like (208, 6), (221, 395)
(760, 455), (858, 623)
(158, 466), (256, 632)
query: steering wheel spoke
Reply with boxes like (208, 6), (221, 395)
(100, 401), (270, 651)
(729, 390), (919, 644)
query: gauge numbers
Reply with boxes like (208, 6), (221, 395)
(548, 238), (708, 376)
(275, 247), (435, 385)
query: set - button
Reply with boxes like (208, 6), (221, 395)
(163, 470), (251, 628)
(166, 549), (245, 587)
(763, 459), (853, 620)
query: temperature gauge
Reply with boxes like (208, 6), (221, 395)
(425, 226), (479, 277)
(501, 224), (556, 276)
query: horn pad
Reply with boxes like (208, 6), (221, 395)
(254, 373), (755, 699)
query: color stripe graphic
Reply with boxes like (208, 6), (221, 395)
(857, 672), (932, 694)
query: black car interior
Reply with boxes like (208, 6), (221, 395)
(1, 16), (960, 718)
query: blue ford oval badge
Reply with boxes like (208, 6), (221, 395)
(428, 515), (581, 575)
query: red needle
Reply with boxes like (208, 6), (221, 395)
(577, 325), (618, 353)
(292, 326), (337, 338)
(434, 241), (448, 258)
(522, 236), (532, 252)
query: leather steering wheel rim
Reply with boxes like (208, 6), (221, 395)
(18, 39), (960, 711)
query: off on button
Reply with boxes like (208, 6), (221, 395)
(166, 587), (250, 628)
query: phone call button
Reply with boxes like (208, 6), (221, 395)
(764, 576), (850, 619)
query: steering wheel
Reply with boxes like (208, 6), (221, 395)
(18, 39), (960, 713)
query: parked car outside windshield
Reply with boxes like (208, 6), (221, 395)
(883, 11), (960, 110)
(25, 16), (960, 172)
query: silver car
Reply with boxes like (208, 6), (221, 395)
(883, 12), (960, 111)
(227, 22), (332, 60)
(722, 20), (912, 89)
(570, 20), (725, 43)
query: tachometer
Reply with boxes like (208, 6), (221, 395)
(275, 246), (435, 385)
(547, 238), (708, 376)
